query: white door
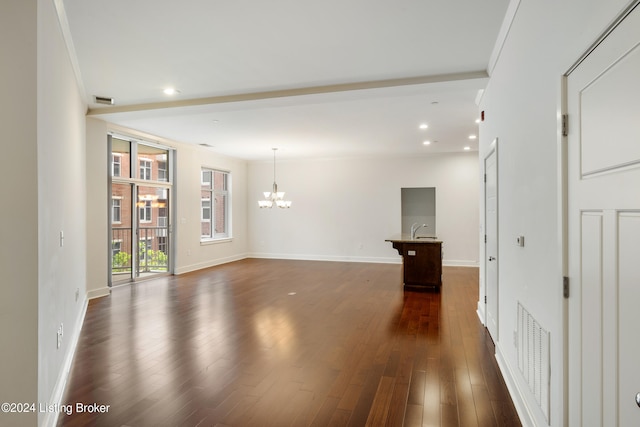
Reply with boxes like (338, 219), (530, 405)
(567, 3), (640, 426)
(485, 146), (498, 340)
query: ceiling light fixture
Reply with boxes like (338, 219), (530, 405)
(468, 135), (477, 139)
(419, 123), (428, 130)
(423, 140), (431, 145)
(464, 146), (471, 151)
(258, 148), (291, 209)
(163, 88), (180, 95)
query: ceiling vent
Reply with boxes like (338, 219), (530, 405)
(94, 96), (114, 105)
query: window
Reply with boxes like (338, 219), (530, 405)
(158, 160), (167, 181)
(139, 200), (152, 222)
(112, 198), (121, 223)
(201, 198), (211, 221)
(111, 138), (131, 179)
(140, 159), (152, 180)
(158, 206), (167, 227)
(158, 237), (167, 255)
(201, 168), (230, 240)
(112, 154), (122, 177)
(112, 241), (122, 257)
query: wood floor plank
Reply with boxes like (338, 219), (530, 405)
(56, 260), (520, 427)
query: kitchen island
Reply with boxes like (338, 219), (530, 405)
(385, 234), (443, 292)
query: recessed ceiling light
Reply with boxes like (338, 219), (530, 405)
(423, 140), (431, 145)
(464, 146), (471, 151)
(419, 124), (428, 130)
(163, 88), (180, 95)
(475, 118), (481, 124)
(468, 135), (477, 139)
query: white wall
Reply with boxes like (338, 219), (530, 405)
(478, 1), (631, 426)
(0, 1), (39, 426)
(85, 118), (110, 299)
(248, 153), (479, 266)
(173, 146), (249, 273)
(0, 1), (88, 425)
(0, 0), (90, 425)
(37, 0), (89, 425)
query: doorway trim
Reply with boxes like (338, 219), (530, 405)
(483, 138), (499, 339)
(562, 2), (640, 425)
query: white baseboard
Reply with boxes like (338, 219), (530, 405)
(174, 253), (248, 275)
(495, 342), (536, 427)
(175, 252), (479, 268)
(42, 296), (88, 427)
(87, 286), (110, 300)
(477, 302), (486, 326)
(443, 260), (479, 267)
(248, 252), (402, 264)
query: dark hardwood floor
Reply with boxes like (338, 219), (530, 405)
(58, 259), (520, 427)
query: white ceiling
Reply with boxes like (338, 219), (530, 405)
(61, 0), (510, 160)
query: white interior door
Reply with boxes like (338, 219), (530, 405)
(567, 3), (640, 426)
(485, 146), (498, 340)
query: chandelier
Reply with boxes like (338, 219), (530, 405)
(258, 148), (292, 209)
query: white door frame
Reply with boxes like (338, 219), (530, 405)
(558, 75), (569, 427)
(483, 138), (499, 340)
(563, 2), (640, 425)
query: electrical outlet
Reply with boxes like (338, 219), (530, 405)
(516, 235), (525, 247)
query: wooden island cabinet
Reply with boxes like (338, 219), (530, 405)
(386, 235), (443, 291)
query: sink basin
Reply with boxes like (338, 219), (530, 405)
(415, 236), (437, 240)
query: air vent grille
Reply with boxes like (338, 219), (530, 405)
(517, 302), (550, 423)
(94, 96), (114, 105)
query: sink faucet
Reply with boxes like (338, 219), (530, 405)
(410, 223), (427, 239)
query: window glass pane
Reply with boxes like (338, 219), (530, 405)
(200, 168), (230, 240)
(136, 186), (169, 273)
(214, 194), (227, 235)
(213, 170), (226, 191)
(202, 170), (212, 187)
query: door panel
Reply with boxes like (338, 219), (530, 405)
(109, 135), (173, 285)
(580, 212), (603, 423)
(567, 4), (640, 425)
(581, 43), (640, 175)
(618, 212), (640, 427)
(136, 185), (170, 277)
